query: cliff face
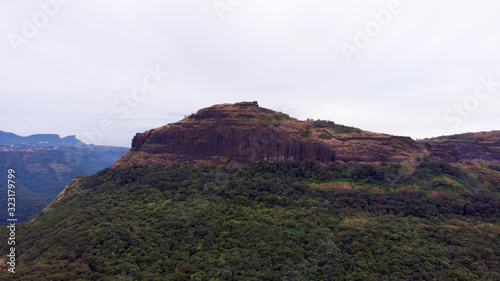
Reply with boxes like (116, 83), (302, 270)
(113, 102), (500, 168)
(114, 102), (423, 167)
(128, 102), (335, 164)
(419, 131), (500, 166)
(424, 140), (500, 164)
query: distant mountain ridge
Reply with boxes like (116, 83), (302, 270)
(0, 130), (83, 146)
(0, 131), (128, 223)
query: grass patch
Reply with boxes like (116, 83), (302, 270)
(300, 127), (312, 138)
(312, 120), (360, 134)
(318, 134), (332, 140)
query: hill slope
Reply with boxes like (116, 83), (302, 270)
(1, 163), (499, 280)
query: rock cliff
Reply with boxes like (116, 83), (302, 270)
(114, 102), (414, 167)
(424, 139), (500, 165)
(113, 102), (500, 167)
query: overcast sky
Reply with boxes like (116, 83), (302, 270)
(1, 0), (499, 147)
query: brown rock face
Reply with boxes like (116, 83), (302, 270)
(115, 102), (421, 167)
(419, 131), (500, 165)
(113, 102), (500, 167)
(424, 141), (500, 165)
(129, 102), (335, 164)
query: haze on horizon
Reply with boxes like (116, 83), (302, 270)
(1, 0), (499, 147)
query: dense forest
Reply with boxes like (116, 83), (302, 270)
(1, 159), (499, 280)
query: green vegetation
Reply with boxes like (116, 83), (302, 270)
(427, 131), (499, 143)
(430, 135), (482, 142)
(275, 112), (291, 120)
(257, 112), (291, 123)
(300, 127), (312, 138)
(312, 120), (360, 134)
(318, 134), (333, 140)
(407, 156), (483, 193)
(1, 159), (499, 280)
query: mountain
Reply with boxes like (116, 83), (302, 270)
(116, 102), (500, 169)
(0, 132), (129, 223)
(1, 102), (499, 280)
(116, 102), (423, 167)
(0, 131), (83, 146)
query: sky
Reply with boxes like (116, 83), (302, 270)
(1, 0), (499, 147)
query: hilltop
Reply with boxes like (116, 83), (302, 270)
(115, 102), (425, 167)
(115, 101), (499, 171)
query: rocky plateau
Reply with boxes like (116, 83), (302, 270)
(113, 102), (500, 168)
